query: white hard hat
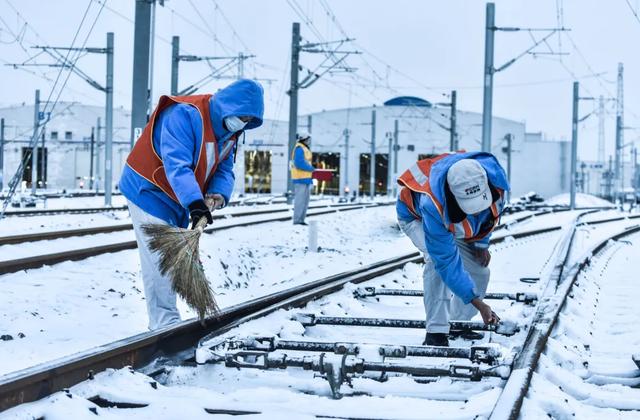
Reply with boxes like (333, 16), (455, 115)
(297, 131), (311, 141)
(447, 159), (491, 215)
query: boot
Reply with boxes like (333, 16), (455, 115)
(423, 332), (449, 347)
(450, 330), (485, 341)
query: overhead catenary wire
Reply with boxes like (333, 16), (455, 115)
(1, 0), (106, 218)
(624, 0), (640, 25)
(1, 0), (79, 91)
(2, 0), (129, 104)
(284, 0), (452, 138)
(165, 1), (235, 56)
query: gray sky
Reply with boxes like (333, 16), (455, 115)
(1, 0), (639, 161)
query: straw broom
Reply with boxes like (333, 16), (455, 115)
(141, 202), (218, 320)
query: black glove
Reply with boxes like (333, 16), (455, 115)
(188, 199), (213, 230)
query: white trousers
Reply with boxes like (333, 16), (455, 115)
(398, 219), (490, 334)
(128, 200), (181, 330)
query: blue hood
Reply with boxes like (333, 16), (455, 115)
(429, 152), (510, 225)
(210, 79), (264, 138)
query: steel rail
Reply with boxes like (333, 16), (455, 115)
(1, 194), (325, 217)
(0, 202), (388, 246)
(3, 205), (128, 217)
(493, 208), (564, 232)
(0, 223), (567, 412)
(0, 203), (389, 274)
(489, 217), (640, 419)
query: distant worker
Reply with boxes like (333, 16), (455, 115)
(120, 79), (264, 330)
(396, 152), (509, 347)
(290, 131), (315, 225)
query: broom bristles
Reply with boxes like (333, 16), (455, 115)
(141, 219), (218, 320)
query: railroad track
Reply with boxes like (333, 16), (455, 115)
(0, 201), (389, 246)
(0, 202), (391, 274)
(2, 210), (634, 415)
(0, 203), (552, 247)
(3, 205), (129, 217)
(1, 194), (298, 217)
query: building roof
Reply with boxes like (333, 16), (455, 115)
(383, 96), (432, 107)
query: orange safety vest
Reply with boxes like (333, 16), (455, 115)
(126, 94), (237, 204)
(397, 152), (502, 242)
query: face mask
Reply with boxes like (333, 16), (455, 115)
(224, 116), (247, 133)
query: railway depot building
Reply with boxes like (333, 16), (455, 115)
(0, 97), (570, 199)
(0, 102), (131, 192)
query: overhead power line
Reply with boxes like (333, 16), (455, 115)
(1, 0), (106, 218)
(624, 0), (640, 25)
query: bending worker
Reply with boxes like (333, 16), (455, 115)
(396, 151), (509, 347)
(290, 131), (315, 225)
(120, 79), (264, 330)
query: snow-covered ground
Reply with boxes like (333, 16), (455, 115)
(2, 192), (362, 214)
(523, 231), (640, 417)
(0, 203), (383, 260)
(0, 209), (131, 236)
(1, 198), (639, 419)
(0, 207), (607, 376)
(0, 197), (361, 236)
(546, 193), (613, 208)
(5, 193), (128, 212)
(1, 228), (563, 419)
(0, 205), (410, 375)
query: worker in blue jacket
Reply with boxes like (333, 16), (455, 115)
(120, 79), (264, 329)
(396, 152), (509, 346)
(290, 131), (315, 225)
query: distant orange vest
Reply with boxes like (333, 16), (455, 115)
(126, 94), (236, 204)
(397, 152), (501, 242)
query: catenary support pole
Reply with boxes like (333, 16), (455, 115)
(89, 127), (95, 190)
(95, 117), (101, 192)
(450, 90), (458, 150)
(570, 82), (579, 210)
(343, 128), (350, 193)
(506, 133), (512, 186)
(370, 106), (377, 199)
(40, 129), (45, 189)
(148, 0), (156, 111)
(0, 118), (4, 191)
(31, 89), (40, 195)
(237, 52), (244, 79)
(481, 3), (495, 153)
(130, 0), (152, 149)
(387, 134), (392, 196)
(171, 36), (179, 96)
(598, 95), (605, 164)
(615, 62), (624, 197)
(286, 22), (301, 204)
(606, 155), (613, 199)
(393, 119), (399, 197)
(634, 147), (638, 191)
(105, 32), (114, 206)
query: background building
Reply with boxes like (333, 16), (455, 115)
(239, 96), (570, 199)
(1, 97), (574, 199)
(0, 102), (130, 192)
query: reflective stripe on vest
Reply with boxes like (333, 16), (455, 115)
(450, 197), (502, 241)
(399, 187), (421, 220)
(397, 152), (503, 242)
(125, 94), (238, 204)
(397, 152), (456, 219)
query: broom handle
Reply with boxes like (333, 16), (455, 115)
(194, 216), (208, 233)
